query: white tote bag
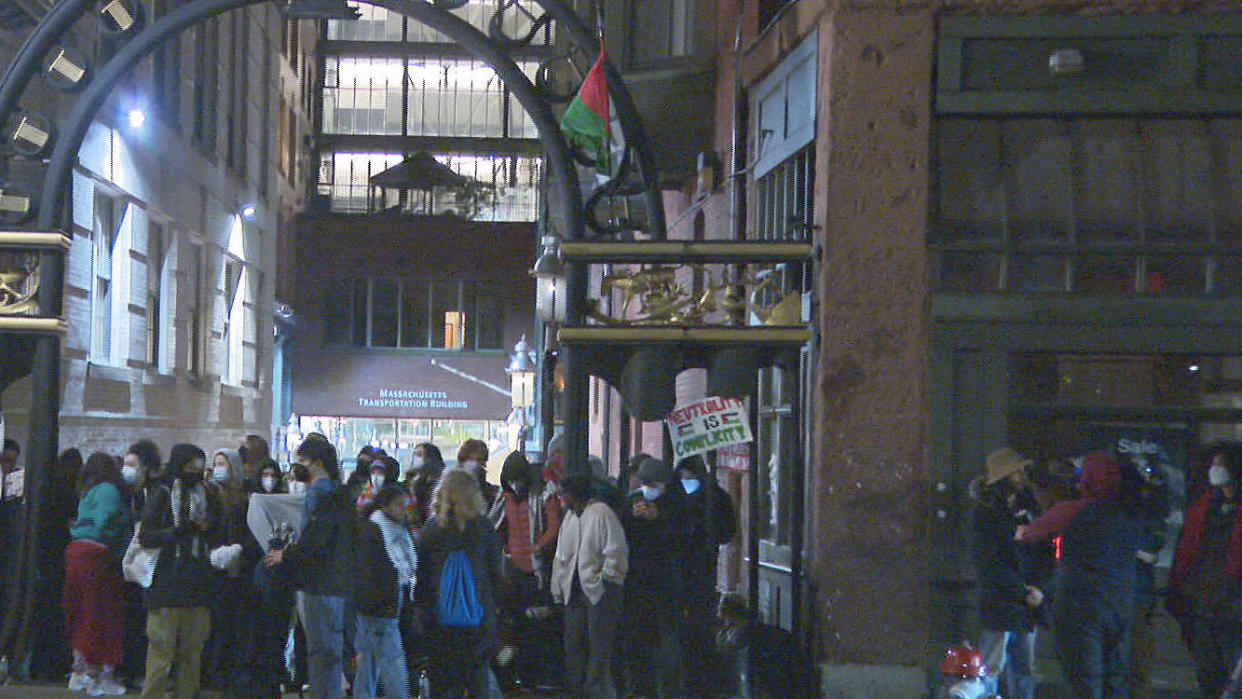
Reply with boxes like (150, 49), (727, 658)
(121, 522), (159, 588)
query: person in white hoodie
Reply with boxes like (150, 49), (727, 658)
(551, 472), (628, 699)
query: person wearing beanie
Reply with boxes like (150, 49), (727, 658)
(1017, 451), (1142, 699)
(618, 457), (684, 697)
(551, 473), (627, 699)
(970, 447), (1052, 699)
(1168, 442), (1242, 696)
(674, 454), (737, 697)
(137, 443), (223, 699)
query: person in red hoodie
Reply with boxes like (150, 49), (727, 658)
(1168, 442), (1242, 697)
(1016, 451), (1142, 699)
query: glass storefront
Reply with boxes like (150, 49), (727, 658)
(292, 415), (507, 479)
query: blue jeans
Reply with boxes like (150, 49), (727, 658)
(978, 629), (1036, 699)
(298, 592), (345, 699)
(1054, 601), (1131, 699)
(353, 614), (408, 699)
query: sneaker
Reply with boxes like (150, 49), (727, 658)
(68, 672), (92, 691)
(88, 676), (128, 696)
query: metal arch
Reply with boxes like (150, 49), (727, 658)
(0, 0), (92, 138)
(37, 0), (585, 242)
(524, 0), (668, 239)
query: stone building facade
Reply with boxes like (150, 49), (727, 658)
(598, 0), (1242, 693)
(0, 5), (316, 459)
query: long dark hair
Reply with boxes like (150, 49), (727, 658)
(78, 451), (126, 497)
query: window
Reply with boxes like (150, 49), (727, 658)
(321, 56), (540, 139)
(325, 2), (549, 45)
(146, 221), (170, 371)
(184, 240), (206, 376)
(90, 193), (120, 364)
(223, 259), (247, 385)
(225, 10), (249, 176)
(192, 18), (220, 156)
(318, 151), (541, 220)
(325, 278), (505, 351)
(933, 118), (1242, 295)
(628, 0), (693, 66)
(152, 0), (181, 126)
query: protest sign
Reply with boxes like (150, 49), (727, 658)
(666, 396), (753, 459)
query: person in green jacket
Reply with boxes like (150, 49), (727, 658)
(64, 452), (134, 696)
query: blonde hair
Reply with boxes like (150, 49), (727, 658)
(433, 468), (485, 531)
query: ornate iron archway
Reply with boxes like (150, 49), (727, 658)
(0, 0), (664, 658)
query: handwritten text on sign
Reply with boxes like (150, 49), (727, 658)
(666, 396), (754, 458)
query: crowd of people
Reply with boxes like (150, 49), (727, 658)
(971, 442), (1242, 699)
(0, 432), (742, 699)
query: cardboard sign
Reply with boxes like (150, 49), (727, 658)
(666, 396), (753, 459)
(717, 443), (751, 472)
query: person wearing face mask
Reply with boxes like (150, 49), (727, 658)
(456, 439), (498, 507)
(137, 443), (223, 699)
(117, 439), (161, 689)
(673, 454), (737, 697)
(202, 447), (266, 694)
(354, 485), (418, 699)
(488, 452), (563, 689)
(63, 452), (134, 696)
(618, 457), (684, 698)
(256, 462), (286, 494)
(405, 443), (444, 527)
(358, 456), (416, 519)
(1168, 442), (1242, 697)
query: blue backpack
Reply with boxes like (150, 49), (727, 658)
(435, 548), (483, 627)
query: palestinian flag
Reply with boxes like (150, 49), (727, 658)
(561, 51), (623, 181)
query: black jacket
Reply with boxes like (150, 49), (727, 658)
(680, 481), (736, 588)
(622, 488), (684, 602)
(355, 518), (400, 618)
(139, 483), (223, 609)
(971, 481), (1054, 631)
(283, 481), (356, 598)
(417, 515), (503, 647)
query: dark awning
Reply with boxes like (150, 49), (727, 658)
(368, 151), (473, 190)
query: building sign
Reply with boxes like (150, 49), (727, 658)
(356, 388), (468, 411)
(717, 443), (750, 472)
(666, 396), (754, 459)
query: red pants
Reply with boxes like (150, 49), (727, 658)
(64, 540), (125, 667)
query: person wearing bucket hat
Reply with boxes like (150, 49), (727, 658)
(971, 446), (1052, 699)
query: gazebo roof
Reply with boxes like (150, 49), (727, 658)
(368, 151), (473, 190)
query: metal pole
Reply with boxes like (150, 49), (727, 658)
(747, 392), (761, 618)
(789, 354), (805, 639)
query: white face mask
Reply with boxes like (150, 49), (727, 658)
(121, 465), (139, 484)
(411, 455), (425, 469)
(681, 478), (701, 495)
(461, 460), (480, 475)
(288, 481), (308, 495)
(640, 484), (663, 502)
(1210, 464), (1233, 487)
(371, 473), (385, 490)
(261, 475), (277, 492)
(212, 466), (229, 483)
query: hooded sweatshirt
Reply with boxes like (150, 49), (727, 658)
(1018, 452), (1140, 611)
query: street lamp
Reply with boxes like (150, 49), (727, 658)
(531, 235), (566, 323)
(507, 335), (537, 450)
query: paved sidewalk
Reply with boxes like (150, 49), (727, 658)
(0, 684), (301, 698)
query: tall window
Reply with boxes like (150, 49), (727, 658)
(628, 0), (693, 66)
(325, 278), (505, 351)
(223, 260), (247, 385)
(225, 10), (249, 175)
(192, 19), (220, 156)
(90, 192), (121, 364)
(151, 0), (181, 126)
(184, 240), (205, 376)
(146, 221), (169, 370)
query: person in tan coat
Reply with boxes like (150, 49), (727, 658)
(551, 472), (628, 699)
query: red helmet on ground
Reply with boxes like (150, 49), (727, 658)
(941, 642), (988, 678)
